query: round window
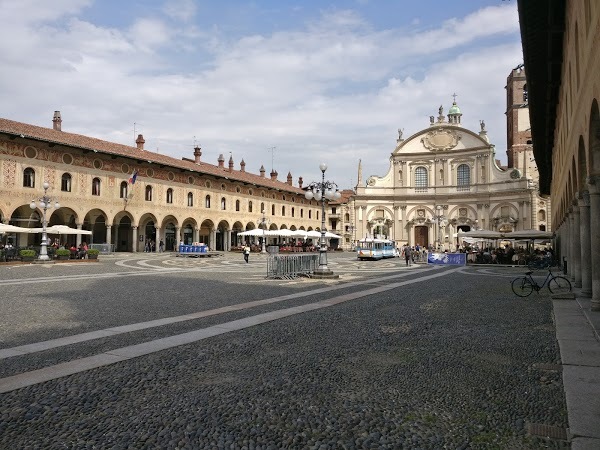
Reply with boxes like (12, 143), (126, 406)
(62, 153), (73, 165)
(93, 159), (103, 169)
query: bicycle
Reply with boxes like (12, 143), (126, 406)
(511, 268), (572, 297)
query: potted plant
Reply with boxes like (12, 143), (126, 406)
(55, 248), (71, 260)
(87, 248), (100, 260)
(19, 249), (36, 262)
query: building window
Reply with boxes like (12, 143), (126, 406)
(415, 167), (428, 192)
(166, 188), (173, 204)
(120, 181), (128, 199)
(261, 202), (265, 213)
(457, 164), (470, 191)
(538, 209), (546, 221)
(221, 197), (226, 210)
(205, 195), (211, 208)
(23, 168), (35, 188)
(236, 200), (240, 211)
(61, 173), (72, 192)
(271, 204), (275, 215)
(282, 206), (285, 216)
(301, 209), (304, 218)
(309, 210), (312, 219)
(249, 200), (253, 213)
(145, 185), (152, 201)
(292, 207), (295, 218)
(92, 177), (101, 196)
(187, 192), (193, 207)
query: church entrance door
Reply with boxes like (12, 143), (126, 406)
(415, 226), (429, 248)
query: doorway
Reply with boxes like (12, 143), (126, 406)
(414, 226), (429, 248)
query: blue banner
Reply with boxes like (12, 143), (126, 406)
(427, 252), (466, 266)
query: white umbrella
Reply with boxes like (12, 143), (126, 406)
(27, 225), (92, 235)
(0, 223), (30, 234)
(324, 231), (342, 239)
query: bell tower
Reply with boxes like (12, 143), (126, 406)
(505, 64), (532, 169)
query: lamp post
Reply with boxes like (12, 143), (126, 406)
(305, 163), (341, 277)
(432, 205), (446, 251)
(30, 181), (60, 261)
(258, 209), (269, 254)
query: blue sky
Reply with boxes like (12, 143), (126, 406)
(0, 0), (522, 189)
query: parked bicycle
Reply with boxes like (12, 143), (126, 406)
(511, 268), (572, 297)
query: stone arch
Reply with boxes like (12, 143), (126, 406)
(112, 210), (135, 252)
(83, 208), (108, 244)
(589, 99), (600, 174)
(199, 219), (215, 247)
(161, 214), (179, 251)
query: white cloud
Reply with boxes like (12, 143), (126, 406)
(0, 1), (522, 188)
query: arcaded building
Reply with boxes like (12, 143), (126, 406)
(518, 0), (600, 311)
(0, 112), (322, 252)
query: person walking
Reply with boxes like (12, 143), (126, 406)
(403, 244), (411, 266)
(243, 244), (250, 263)
(159, 240), (164, 252)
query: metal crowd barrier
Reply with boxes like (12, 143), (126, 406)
(89, 243), (114, 254)
(267, 254), (319, 279)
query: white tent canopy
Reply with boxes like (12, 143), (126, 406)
(237, 229), (266, 237)
(457, 229), (554, 240)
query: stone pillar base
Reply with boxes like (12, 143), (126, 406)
(311, 269), (339, 279)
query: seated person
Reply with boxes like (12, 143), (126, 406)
(78, 242), (88, 259)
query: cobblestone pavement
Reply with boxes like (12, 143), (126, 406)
(0, 253), (569, 449)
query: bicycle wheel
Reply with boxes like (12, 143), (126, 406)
(548, 276), (572, 295)
(512, 277), (534, 297)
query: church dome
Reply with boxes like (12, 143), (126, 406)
(448, 101), (461, 114)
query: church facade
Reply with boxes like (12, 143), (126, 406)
(351, 86), (549, 250)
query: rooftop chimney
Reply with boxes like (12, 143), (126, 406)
(136, 134), (145, 150)
(218, 154), (225, 168)
(298, 177), (303, 189)
(240, 159), (246, 172)
(287, 172), (293, 185)
(193, 146), (202, 163)
(259, 165), (265, 177)
(270, 169), (278, 181)
(228, 155), (234, 172)
(52, 111), (62, 131)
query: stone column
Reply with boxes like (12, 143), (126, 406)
(361, 206), (367, 239)
(579, 191), (592, 296)
(132, 226), (138, 253)
(563, 212), (570, 277)
(175, 226), (181, 247)
(194, 227), (199, 244)
(76, 224), (83, 247)
(226, 229), (231, 251)
(570, 200), (581, 287)
(587, 176), (600, 310)
(106, 225), (112, 249)
(400, 206), (407, 241)
(210, 228), (216, 250)
(393, 205), (400, 242)
(155, 226), (160, 253)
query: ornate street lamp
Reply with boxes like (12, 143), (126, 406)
(258, 209), (270, 254)
(30, 181), (60, 261)
(305, 163), (341, 277)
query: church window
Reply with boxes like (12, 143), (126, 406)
(415, 167), (428, 192)
(457, 164), (471, 191)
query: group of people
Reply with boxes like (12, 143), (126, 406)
(51, 240), (88, 259)
(144, 239), (165, 252)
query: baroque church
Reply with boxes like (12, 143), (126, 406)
(350, 66), (550, 250)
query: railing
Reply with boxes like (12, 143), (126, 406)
(89, 243), (115, 254)
(267, 254), (319, 279)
